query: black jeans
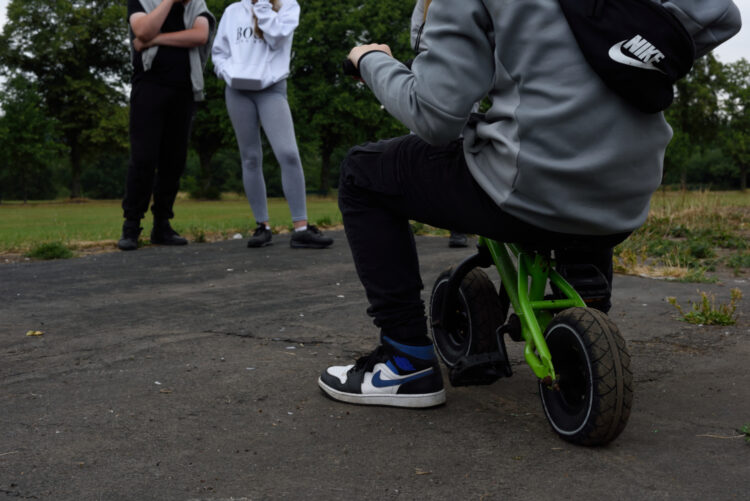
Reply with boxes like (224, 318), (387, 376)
(123, 81), (195, 221)
(338, 134), (629, 346)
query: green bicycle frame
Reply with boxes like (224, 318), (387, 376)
(479, 236), (586, 383)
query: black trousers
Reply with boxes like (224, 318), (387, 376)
(338, 134), (630, 346)
(123, 81), (195, 221)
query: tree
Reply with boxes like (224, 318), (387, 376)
(186, 0), (237, 200)
(664, 54), (724, 189)
(289, 0), (411, 194)
(0, 1), (130, 198)
(721, 59), (750, 191)
(0, 76), (65, 202)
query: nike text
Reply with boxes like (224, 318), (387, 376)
(622, 35), (665, 65)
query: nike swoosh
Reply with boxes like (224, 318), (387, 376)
(371, 367), (434, 388)
(608, 41), (666, 74)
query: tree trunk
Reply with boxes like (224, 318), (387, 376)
(22, 160), (28, 204)
(69, 140), (82, 198)
(319, 142), (333, 196)
(741, 164), (748, 192)
(199, 151), (212, 197)
(197, 146), (220, 199)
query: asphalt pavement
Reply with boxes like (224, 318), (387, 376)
(1, 230), (748, 500)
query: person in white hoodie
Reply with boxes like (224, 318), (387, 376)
(212, 0), (333, 249)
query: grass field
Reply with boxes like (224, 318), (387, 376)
(0, 193), (342, 253)
(614, 189), (749, 279)
(1, 190), (748, 279)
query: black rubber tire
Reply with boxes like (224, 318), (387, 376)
(539, 307), (633, 446)
(429, 267), (506, 367)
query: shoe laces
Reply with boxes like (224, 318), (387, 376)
(253, 224), (268, 237)
(353, 345), (388, 373)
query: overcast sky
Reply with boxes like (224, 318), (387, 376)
(0, 0), (747, 62)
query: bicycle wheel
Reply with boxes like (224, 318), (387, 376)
(539, 307), (632, 446)
(429, 267), (507, 367)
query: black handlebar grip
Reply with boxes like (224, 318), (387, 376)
(342, 59), (361, 78)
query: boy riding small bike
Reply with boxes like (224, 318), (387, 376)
(318, 0), (741, 408)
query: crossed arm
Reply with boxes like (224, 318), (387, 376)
(130, 0), (209, 52)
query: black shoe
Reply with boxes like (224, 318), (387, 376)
(150, 220), (188, 246)
(290, 225), (333, 249)
(318, 336), (446, 408)
(117, 220), (142, 251)
(247, 223), (273, 248)
(448, 232), (468, 248)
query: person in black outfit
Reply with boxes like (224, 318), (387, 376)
(118, 0), (215, 251)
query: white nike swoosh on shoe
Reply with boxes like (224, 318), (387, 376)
(608, 41), (665, 73)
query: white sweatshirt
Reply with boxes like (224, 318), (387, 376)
(211, 0), (299, 91)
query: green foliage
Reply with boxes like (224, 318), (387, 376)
(188, 226), (208, 243)
(675, 268), (718, 284)
(0, 76), (66, 201)
(740, 424), (750, 443)
(663, 54), (749, 190)
(614, 191), (749, 280)
(666, 288), (743, 326)
(290, 0), (411, 193)
(726, 251), (750, 275)
(720, 59), (750, 191)
(183, 149), (245, 200)
(25, 242), (74, 260)
(79, 152), (129, 199)
(0, 2), (748, 201)
(0, 0), (130, 198)
(314, 215), (332, 227)
(187, 0), (237, 199)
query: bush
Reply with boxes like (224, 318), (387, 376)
(80, 153), (128, 199)
(25, 242), (74, 260)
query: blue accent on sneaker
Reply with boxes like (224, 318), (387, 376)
(371, 368), (435, 388)
(393, 355), (416, 372)
(382, 336), (435, 361)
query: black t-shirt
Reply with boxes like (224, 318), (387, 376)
(127, 0), (208, 88)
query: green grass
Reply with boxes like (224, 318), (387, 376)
(614, 190), (750, 280)
(24, 242), (74, 260)
(2, 190), (748, 277)
(667, 288), (743, 326)
(741, 424), (750, 443)
(0, 193), (342, 253)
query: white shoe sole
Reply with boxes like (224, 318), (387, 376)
(318, 377), (446, 408)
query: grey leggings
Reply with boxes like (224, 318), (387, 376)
(225, 80), (307, 223)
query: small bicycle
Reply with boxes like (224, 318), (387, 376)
(341, 58), (632, 445)
(429, 237), (633, 446)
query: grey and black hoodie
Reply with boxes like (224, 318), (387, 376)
(360, 0), (741, 235)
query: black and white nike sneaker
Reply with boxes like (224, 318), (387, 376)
(318, 336), (446, 408)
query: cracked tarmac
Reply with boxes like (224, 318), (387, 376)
(1, 230), (748, 500)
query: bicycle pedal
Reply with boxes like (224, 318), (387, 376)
(448, 352), (512, 387)
(497, 314), (522, 342)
